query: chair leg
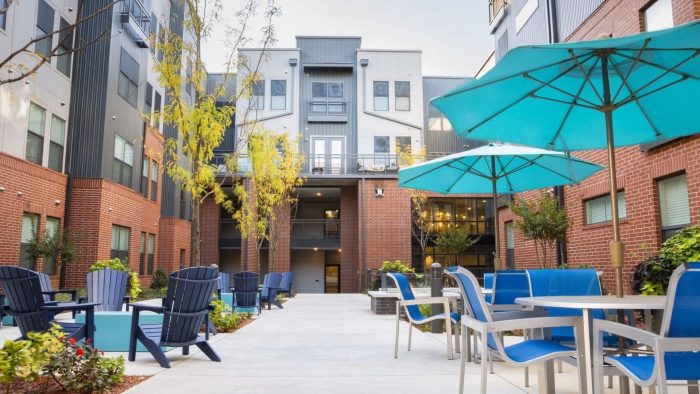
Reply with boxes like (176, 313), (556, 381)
(525, 367), (530, 387)
(445, 314), (453, 360)
(454, 321), (460, 354)
(557, 359), (563, 373)
(459, 326), (467, 394)
(137, 329), (170, 368)
(489, 351), (494, 374)
(480, 333), (489, 394)
(408, 323), (412, 351)
(394, 303), (400, 359)
(608, 375), (613, 389)
(466, 327), (472, 363)
(195, 341), (221, 362)
(183, 346), (189, 356)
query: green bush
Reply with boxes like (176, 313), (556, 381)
(0, 326), (64, 388)
(379, 260), (415, 274)
(631, 256), (675, 295)
(89, 258), (142, 299)
(209, 300), (250, 332)
(151, 268), (168, 289)
(660, 225), (700, 266)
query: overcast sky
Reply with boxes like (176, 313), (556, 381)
(201, 0), (494, 77)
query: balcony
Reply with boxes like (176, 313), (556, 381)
(291, 219), (340, 249)
(121, 0), (151, 48)
(488, 0), (507, 32)
(308, 99), (348, 123)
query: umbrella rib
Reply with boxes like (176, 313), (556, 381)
(608, 57), (663, 137)
(499, 155), (543, 178)
(464, 53), (598, 134)
(495, 156), (517, 193)
(568, 49), (604, 104)
(523, 74), (600, 108)
(446, 160), (491, 179)
(529, 94), (599, 110)
(616, 75), (688, 108)
(528, 159), (580, 184)
(495, 155), (517, 178)
(615, 50), (700, 83)
(611, 38), (652, 103)
(444, 166), (474, 194)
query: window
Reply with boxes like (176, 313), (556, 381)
(311, 82), (344, 98)
(118, 48), (139, 107)
(48, 115), (65, 172)
(395, 81), (410, 111)
(43, 217), (60, 274)
(373, 81), (389, 111)
(658, 174), (690, 240)
(20, 213), (39, 269)
(644, 0), (673, 32)
(150, 161), (158, 202)
(505, 221), (515, 270)
(141, 158), (149, 197)
(147, 234), (155, 274)
(113, 135), (134, 187)
(157, 24), (165, 62)
(139, 232), (146, 275)
(270, 80), (286, 110)
(179, 188), (186, 219)
(251, 80), (264, 110)
(149, 13), (157, 56)
(396, 136), (411, 154)
(585, 191), (627, 225)
(110, 225), (129, 261)
(144, 82), (153, 122)
(374, 136), (390, 154)
(0, 0), (6, 30)
(153, 91), (162, 131)
(55, 18), (73, 77)
(26, 102), (46, 165)
(35, 0), (54, 61)
(179, 249), (186, 269)
(428, 105), (452, 131)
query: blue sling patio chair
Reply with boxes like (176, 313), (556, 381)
(278, 272), (294, 298)
(387, 272), (460, 360)
(593, 262), (700, 394)
(260, 272), (284, 310)
(483, 273), (494, 303)
(0, 266), (98, 342)
(453, 268), (586, 394)
(128, 266), (221, 368)
(232, 271), (261, 315)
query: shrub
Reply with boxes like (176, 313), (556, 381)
(151, 268), (168, 289)
(631, 256), (676, 295)
(0, 327), (64, 388)
(379, 260), (416, 274)
(660, 225), (700, 266)
(89, 258), (142, 299)
(209, 300), (250, 332)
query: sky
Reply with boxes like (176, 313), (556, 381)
(201, 0), (494, 77)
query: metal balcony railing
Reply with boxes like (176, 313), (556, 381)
(291, 219), (341, 239)
(489, 0), (507, 24)
(308, 99), (348, 122)
(121, 0), (151, 48)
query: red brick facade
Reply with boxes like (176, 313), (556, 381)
(498, 0), (700, 294)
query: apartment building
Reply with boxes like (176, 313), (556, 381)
(487, 0), (700, 291)
(202, 37), (495, 294)
(0, 0), (192, 288)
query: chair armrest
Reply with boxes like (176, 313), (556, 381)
(402, 297), (450, 306)
(593, 318), (660, 347)
(42, 302), (99, 312)
(128, 303), (165, 314)
(655, 338), (700, 352)
(491, 310), (547, 321)
(487, 315), (581, 332)
(489, 304), (528, 312)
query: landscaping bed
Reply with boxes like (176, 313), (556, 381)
(0, 375), (150, 393)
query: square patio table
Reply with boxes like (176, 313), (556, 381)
(76, 311), (169, 352)
(515, 295), (666, 394)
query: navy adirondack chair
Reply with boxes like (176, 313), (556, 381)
(37, 272), (77, 303)
(260, 272), (283, 310)
(0, 266), (97, 342)
(81, 268), (130, 311)
(216, 272), (231, 300)
(232, 272), (260, 315)
(278, 272), (294, 298)
(594, 262), (700, 394)
(128, 267), (221, 368)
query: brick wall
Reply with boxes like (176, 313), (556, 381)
(0, 152), (67, 287)
(200, 197), (220, 266)
(270, 203), (291, 272)
(340, 185), (359, 292)
(158, 217), (191, 272)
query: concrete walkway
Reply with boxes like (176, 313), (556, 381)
(124, 294), (589, 394)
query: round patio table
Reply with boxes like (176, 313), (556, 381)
(515, 295), (666, 394)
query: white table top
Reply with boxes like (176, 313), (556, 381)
(515, 295), (667, 310)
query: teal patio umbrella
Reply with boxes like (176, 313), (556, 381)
(398, 143), (603, 270)
(431, 21), (700, 297)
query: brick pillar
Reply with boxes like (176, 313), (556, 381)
(269, 203), (291, 272)
(362, 180), (412, 270)
(240, 179), (259, 272)
(340, 186), (359, 292)
(200, 198), (220, 266)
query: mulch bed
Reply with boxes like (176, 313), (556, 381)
(0, 375), (150, 393)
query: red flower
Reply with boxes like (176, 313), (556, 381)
(86, 338), (91, 344)
(76, 348), (84, 357)
(69, 338), (76, 345)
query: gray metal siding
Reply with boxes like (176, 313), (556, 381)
(555, 0), (604, 40)
(296, 37), (360, 65)
(66, 0), (112, 177)
(493, 0), (550, 60)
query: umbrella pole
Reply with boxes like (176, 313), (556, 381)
(602, 54), (625, 298)
(491, 156), (502, 271)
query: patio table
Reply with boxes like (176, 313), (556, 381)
(515, 295), (666, 394)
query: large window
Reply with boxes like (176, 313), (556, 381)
(20, 213), (39, 269)
(658, 174), (690, 240)
(48, 115), (65, 172)
(644, 0), (673, 32)
(251, 80), (264, 110)
(26, 102), (46, 165)
(150, 161), (158, 202)
(56, 18), (72, 77)
(585, 191), (627, 225)
(113, 135), (134, 187)
(147, 234), (155, 274)
(34, 0), (54, 61)
(428, 105), (452, 131)
(153, 91), (162, 131)
(110, 225), (130, 261)
(312, 82), (343, 98)
(373, 81), (389, 111)
(43, 217), (60, 274)
(141, 158), (149, 197)
(374, 136), (390, 154)
(118, 48), (139, 108)
(139, 232), (146, 275)
(271, 80), (287, 110)
(395, 81), (410, 111)
(396, 136), (411, 154)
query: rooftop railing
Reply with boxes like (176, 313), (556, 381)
(120, 0), (151, 48)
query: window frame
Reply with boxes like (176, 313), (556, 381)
(48, 114), (65, 172)
(584, 191), (628, 225)
(0, 0), (7, 30)
(43, 217), (60, 274)
(270, 79), (287, 110)
(374, 136), (390, 154)
(147, 234), (155, 274)
(56, 17), (73, 78)
(373, 81), (389, 111)
(141, 157), (149, 197)
(118, 49), (139, 108)
(110, 225), (130, 262)
(34, 0), (54, 62)
(139, 231), (146, 275)
(395, 81), (410, 111)
(251, 79), (265, 110)
(26, 102), (47, 165)
(150, 161), (158, 202)
(20, 213), (39, 269)
(113, 134), (134, 187)
(657, 173), (690, 241)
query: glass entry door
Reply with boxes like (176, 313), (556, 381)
(324, 264), (340, 293)
(311, 137), (344, 174)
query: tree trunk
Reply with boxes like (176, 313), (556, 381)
(192, 197), (201, 265)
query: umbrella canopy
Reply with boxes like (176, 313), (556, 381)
(430, 21), (700, 298)
(398, 143), (603, 270)
(399, 143), (603, 194)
